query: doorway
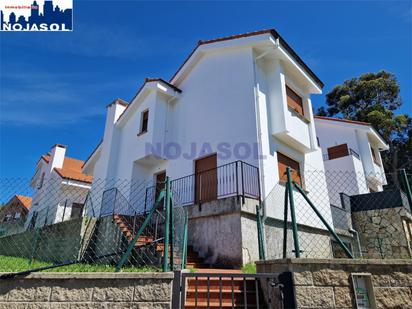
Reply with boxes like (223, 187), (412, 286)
(195, 154), (217, 203)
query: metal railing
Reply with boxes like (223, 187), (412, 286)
(171, 160), (260, 205)
(323, 147), (360, 161)
(178, 272), (294, 309)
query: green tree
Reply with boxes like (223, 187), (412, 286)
(317, 70), (412, 185)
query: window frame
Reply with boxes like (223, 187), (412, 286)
(277, 151), (303, 187)
(139, 109), (149, 135)
(370, 147), (380, 166)
(286, 85), (305, 118)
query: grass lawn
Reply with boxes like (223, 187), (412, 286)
(0, 255), (158, 273)
(241, 263), (256, 274)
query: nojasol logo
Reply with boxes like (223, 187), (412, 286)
(1, 0), (72, 31)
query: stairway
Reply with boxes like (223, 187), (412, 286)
(186, 245), (208, 269)
(113, 215), (207, 268)
(185, 276), (262, 308)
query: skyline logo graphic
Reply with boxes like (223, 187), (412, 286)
(1, 0), (72, 31)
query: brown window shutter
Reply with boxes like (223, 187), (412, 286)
(327, 144), (349, 160)
(286, 86), (304, 116)
(277, 152), (302, 185)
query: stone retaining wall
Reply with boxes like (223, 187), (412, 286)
(0, 272), (174, 308)
(256, 258), (412, 309)
(352, 206), (412, 259)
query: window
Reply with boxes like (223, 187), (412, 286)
(70, 203), (84, 219)
(38, 172), (45, 189)
(140, 110), (149, 134)
(277, 152), (302, 185)
(371, 147), (380, 166)
(327, 144), (349, 160)
(286, 85), (304, 117)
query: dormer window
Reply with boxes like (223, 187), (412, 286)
(286, 85), (304, 117)
(140, 110), (149, 134)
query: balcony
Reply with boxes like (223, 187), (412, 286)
(170, 160), (261, 206)
(273, 108), (312, 153)
(323, 143), (360, 161)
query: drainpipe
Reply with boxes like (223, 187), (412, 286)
(349, 228), (362, 258)
(252, 49), (271, 216)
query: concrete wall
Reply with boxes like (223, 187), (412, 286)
(187, 197), (244, 267)
(187, 195), (334, 266)
(262, 216), (333, 259)
(0, 217), (84, 263)
(0, 272), (173, 308)
(257, 258), (412, 309)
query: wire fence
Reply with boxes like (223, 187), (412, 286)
(0, 167), (411, 276)
(0, 177), (187, 275)
(260, 168), (412, 261)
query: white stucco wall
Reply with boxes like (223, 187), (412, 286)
(315, 119), (387, 195)
(88, 45), (333, 229)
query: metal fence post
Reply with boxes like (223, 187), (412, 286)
(29, 229), (40, 266)
(113, 189), (118, 215)
(181, 213), (188, 269)
(163, 177), (171, 272)
(235, 161), (239, 200)
(241, 161), (245, 204)
(293, 181), (354, 259)
(286, 167), (300, 258)
(400, 169), (412, 208)
(62, 199), (67, 222)
(168, 178), (174, 271)
(283, 184), (289, 259)
(256, 204), (265, 260)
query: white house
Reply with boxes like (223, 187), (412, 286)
(83, 29), (336, 264)
(26, 144), (93, 229)
(315, 116), (389, 207)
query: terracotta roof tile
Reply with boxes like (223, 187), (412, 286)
(15, 195), (32, 210)
(54, 157), (93, 183)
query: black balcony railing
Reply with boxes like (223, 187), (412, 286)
(170, 160), (260, 206)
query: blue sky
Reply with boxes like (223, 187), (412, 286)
(0, 0), (411, 178)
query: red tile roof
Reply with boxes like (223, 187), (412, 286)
(41, 155), (93, 183)
(14, 195), (32, 210)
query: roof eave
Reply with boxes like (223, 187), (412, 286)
(116, 79), (181, 127)
(170, 29), (324, 90)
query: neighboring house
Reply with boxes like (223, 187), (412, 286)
(25, 144), (93, 229)
(315, 116), (389, 207)
(83, 29), (335, 265)
(314, 116), (412, 259)
(0, 195), (32, 236)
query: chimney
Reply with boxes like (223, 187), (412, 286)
(49, 144), (66, 172)
(98, 99), (128, 180)
(102, 99), (128, 144)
